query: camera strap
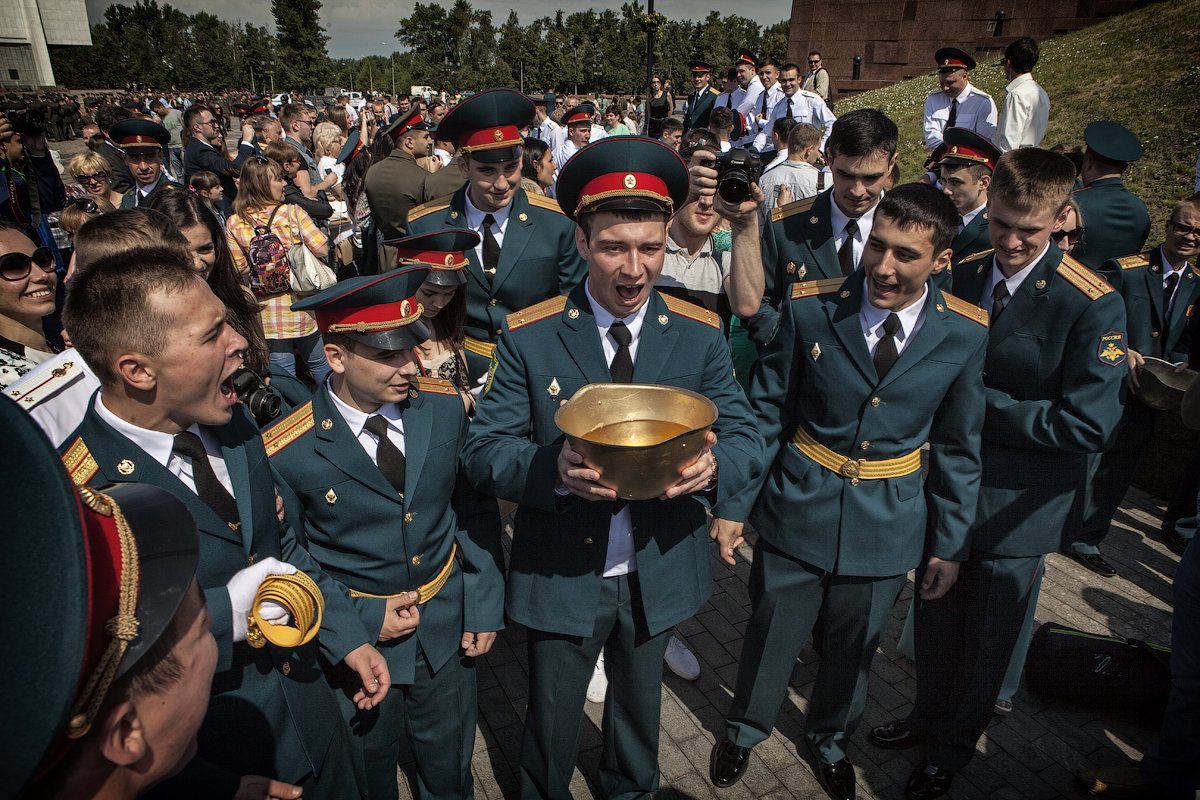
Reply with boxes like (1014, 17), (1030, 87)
(3, 160), (41, 231)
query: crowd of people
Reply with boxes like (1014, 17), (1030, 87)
(1, 31), (1197, 800)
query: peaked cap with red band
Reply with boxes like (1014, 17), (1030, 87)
(563, 104), (595, 126)
(736, 48), (759, 69)
(436, 88), (534, 163)
(293, 269), (431, 350)
(1, 396), (198, 792)
(935, 46), (975, 71)
(380, 106), (433, 141)
(381, 230), (480, 286)
(554, 135), (690, 222)
(109, 117), (169, 153)
(940, 127), (1002, 171)
(336, 130), (363, 165)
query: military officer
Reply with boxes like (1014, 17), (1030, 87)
(1067, 194), (1200, 573)
(58, 246), (390, 800)
(922, 47), (998, 151)
(1070, 121), (1152, 270)
(462, 136), (763, 800)
(709, 184), (988, 800)
(745, 109), (899, 349)
(108, 118), (173, 208)
(683, 60), (721, 132)
(933, 127), (1001, 290)
(406, 89), (587, 383)
(267, 265), (504, 800)
(365, 107), (436, 269)
(869, 149), (1128, 800)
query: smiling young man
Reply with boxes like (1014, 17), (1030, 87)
(407, 89), (586, 384)
(266, 262), (504, 800)
(683, 60), (720, 132)
(745, 108), (898, 349)
(869, 149), (1127, 800)
(710, 183), (988, 800)
(752, 62), (836, 153)
(58, 247), (390, 800)
(463, 136), (763, 800)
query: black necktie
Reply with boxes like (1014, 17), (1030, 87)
(947, 99), (958, 128)
(608, 322), (634, 383)
(838, 219), (859, 276)
(173, 431), (240, 529)
(725, 93), (732, 108)
(786, 97), (793, 119)
(1164, 272), (1179, 316)
(761, 90), (769, 115)
(481, 214), (500, 283)
(364, 415), (406, 497)
(991, 281), (1010, 320)
(873, 313), (901, 379)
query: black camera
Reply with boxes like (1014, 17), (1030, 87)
(230, 368), (282, 425)
(8, 110), (47, 139)
(713, 147), (762, 204)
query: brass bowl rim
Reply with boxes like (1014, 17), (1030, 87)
(554, 382), (718, 449)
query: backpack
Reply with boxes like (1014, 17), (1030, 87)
(818, 68), (835, 111)
(246, 205), (292, 296)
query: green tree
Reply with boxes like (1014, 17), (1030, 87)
(272, 0), (330, 92)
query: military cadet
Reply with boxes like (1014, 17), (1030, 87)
(107, 118), (173, 208)
(1067, 193), (1200, 573)
(551, 103), (595, 182)
(365, 107), (436, 269)
(683, 60), (721, 132)
(745, 109), (899, 349)
(266, 265), (504, 800)
(531, 93), (565, 150)
(752, 62), (836, 153)
(1070, 121), (1152, 270)
(462, 136), (763, 800)
(869, 148), (1128, 800)
(57, 246), (390, 800)
(406, 89), (587, 383)
(935, 127), (1001, 288)
(922, 47), (998, 151)
(709, 184), (987, 800)
(729, 49), (765, 145)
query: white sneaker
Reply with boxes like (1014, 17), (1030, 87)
(664, 635), (700, 680)
(586, 650), (608, 703)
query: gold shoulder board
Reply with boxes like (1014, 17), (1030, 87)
(791, 277), (845, 300)
(707, 86), (721, 96)
(524, 193), (568, 215)
(661, 293), (720, 328)
(61, 437), (99, 486)
(413, 376), (460, 396)
(507, 295), (569, 330)
(942, 293), (989, 327)
(1116, 254), (1149, 270)
(959, 248), (994, 265)
(406, 199), (451, 224)
(770, 195), (818, 224)
(262, 402), (314, 457)
(1057, 255), (1114, 300)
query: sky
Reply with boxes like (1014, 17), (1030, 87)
(84, 0), (790, 59)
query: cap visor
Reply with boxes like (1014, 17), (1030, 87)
(467, 146), (522, 163)
(344, 319), (431, 351)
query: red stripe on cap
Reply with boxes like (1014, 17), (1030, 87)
(388, 115), (427, 139)
(939, 58), (969, 68)
(459, 124), (522, 153)
(577, 171), (671, 213)
(942, 143), (997, 169)
(563, 109), (593, 125)
(316, 297), (422, 334)
(118, 134), (162, 148)
(394, 248), (469, 268)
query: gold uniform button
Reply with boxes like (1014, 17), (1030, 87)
(411, 555), (421, 565)
(859, 441), (870, 450)
(584, 537), (594, 545)
(404, 512), (413, 523)
(282, 661), (291, 676)
(489, 299), (498, 306)
(495, 329), (502, 336)
(1151, 331), (1160, 337)
(870, 397), (881, 407)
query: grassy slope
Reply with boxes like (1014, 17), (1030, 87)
(837, 0), (1200, 231)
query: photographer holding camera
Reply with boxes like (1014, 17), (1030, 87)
(0, 110), (67, 270)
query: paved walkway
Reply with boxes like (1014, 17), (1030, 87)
(401, 487), (1180, 800)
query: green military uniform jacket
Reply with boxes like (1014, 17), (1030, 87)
(264, 378), (505, 685)
(407, 185), (587, 379)
(684, 85), (722, 131)
(119, 174), (171, 209)
(1071, 176), (1151, 270)
(61, 401), (369, 793)
(727, 274), (988, 575)
(364, 147), (429, 241)
(1098, 246), (1199, 363)
(462, 286), (764, 638)
(951, 246), (1128, 556)
(933, 207), (992, 293)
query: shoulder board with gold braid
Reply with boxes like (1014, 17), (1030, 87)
(770, 195), (818, 224)
(507, 295), (569, 331)
(61, 437), (98, 486)
(406, 199), (451, 224)
(942, 293), (989, 327)
(707, 86), (721, 96)
(959, 248), (994, 265)
(1116, 254), (1150, 270)
(413, 375), (460, 396)
(661, 293), (720, 328)
(791, 277), (844, 300)
(262, 402), (314, 458)
(1056, 254), (1113, 300)
(524, 192), (568, 215)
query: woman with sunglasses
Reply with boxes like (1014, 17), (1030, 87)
(68, 153), (123, 208)
(0, 113), (67, 273)
(646, 76), (674, 139)
(1052, 197), (1084, 255)
(0, 222), (59, 388)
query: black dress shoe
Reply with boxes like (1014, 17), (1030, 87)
(868, 719), (921, 750)
(1066, 550), (1118, 577)
(906, 761), (954, 800)
(1161, 526), (1192, 558)
(709, 738), (751, 788)
(810, 753), (857, 800)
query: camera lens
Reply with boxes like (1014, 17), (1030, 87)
(248, 390), (282, 422)
(719, 173), (752, 204)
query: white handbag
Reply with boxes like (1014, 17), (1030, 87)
(286, 206), (337, 296)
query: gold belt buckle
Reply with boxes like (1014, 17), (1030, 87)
(838, 458), (862, 479)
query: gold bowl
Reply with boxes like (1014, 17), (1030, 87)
(1136, 357), (1198, 412)
(554, 383), (718, 500)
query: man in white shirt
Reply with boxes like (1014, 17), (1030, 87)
(759, 123), (825, 227)
(751, 59), (785, 144)
(754, 62), (837, 152)
(730, 49), (764, 146)
(922, 47), (998, 151)
(994, 37), (1050, 152)
(551, 104), (595, 184)
(532, 93), (565, 150)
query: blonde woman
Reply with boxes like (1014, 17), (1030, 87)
(68, 152), (123, 207)
(313, 121), (347, 200)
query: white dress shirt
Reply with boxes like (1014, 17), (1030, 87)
(1162, 246), (1191, 316)
(754, 90), (836, 151)
(830, 195), (881, 271)
(861, 283), (928, 358)
(326, 383), (406, 463)
(981, 241), (1050, 312)
(960, 201), (987, 233)
(994, 72), (1050, 152)
(923, 82), (999, 149)
(463, 191), (511, 270)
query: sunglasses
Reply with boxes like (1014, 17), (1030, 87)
(70, 197), (99, 213)
(809, 59), (821, 64)
(1170, 222), (1200, 237)
(1052, 228), (1083, 244)
(252, 155), (271, 165)
(0, 247), (55, 281)
(75, 171), (108, 183)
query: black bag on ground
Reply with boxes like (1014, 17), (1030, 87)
(1025, 622), (1171, 720)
